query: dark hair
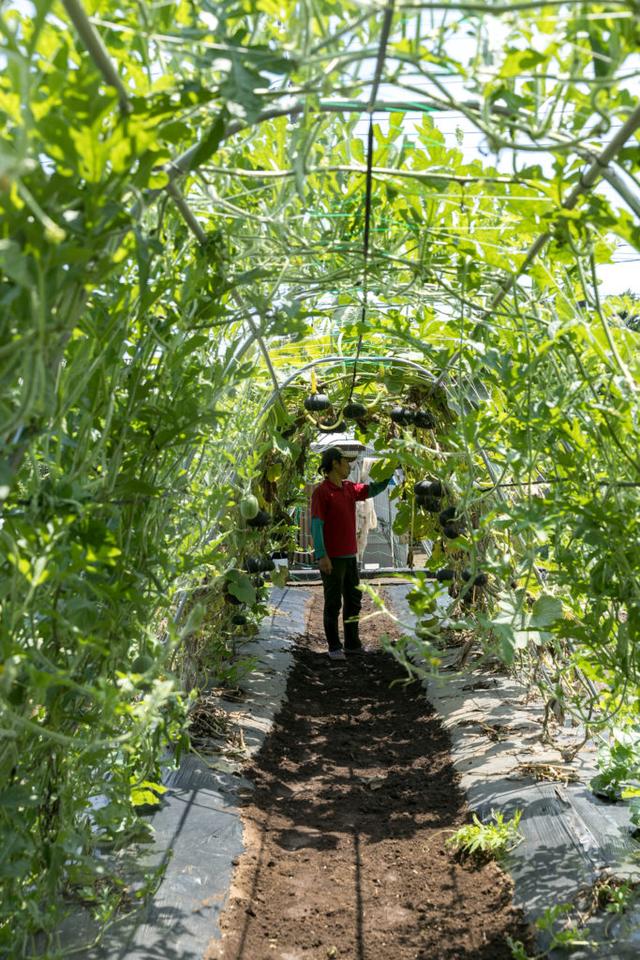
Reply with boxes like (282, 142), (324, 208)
(319, 446), (345, 475)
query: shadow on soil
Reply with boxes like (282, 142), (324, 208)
(213, 634), (531, 960)
(250, 648), (464, 846)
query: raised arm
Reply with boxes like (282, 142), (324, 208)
(311, 488), (332, 573)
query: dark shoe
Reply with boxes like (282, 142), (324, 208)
(344, 646), (365, 657)
(328, 649), (347, 661)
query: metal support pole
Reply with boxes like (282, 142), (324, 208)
(388, 485), (396, 569)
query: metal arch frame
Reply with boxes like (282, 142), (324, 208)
(60, 0), (640, 373)
(254, 354), (598, 705)
(56, 0), (606, 708)
(256, 353), (435, 422)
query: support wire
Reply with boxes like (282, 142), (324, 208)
(348, 1), (396, 402)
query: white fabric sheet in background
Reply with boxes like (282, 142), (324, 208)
(356, 457), (378, 562)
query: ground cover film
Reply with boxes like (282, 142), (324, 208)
(206, 588), (531, 960)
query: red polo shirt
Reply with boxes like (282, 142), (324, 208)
(311, 478), (370, 557)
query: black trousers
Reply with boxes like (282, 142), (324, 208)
(321, 557), (362, 652)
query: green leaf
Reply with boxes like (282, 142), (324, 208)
(159, 120), (192, 143)
(0, 239), (30, 286)
(530, 595), (563, 628)
(130, 787), (163, 807)
(187, 110), (228, 172)
(219, 58), (267, 121)
(179, 602), (206, 640)
(500, 48), (547, 78)
(494, 622), (517, 665)
(591, 772), (622, 800)
(226, 571), (256, 606)
(271, 565), (288, 588)
(629, 798), (640, 827)
(0, 786), (39, 808)
(116, 478), (161, 496)
(138, 780), (167, 795)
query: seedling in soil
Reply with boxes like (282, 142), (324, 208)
(446, 809), (523, 861)
(589, 730), (640, 808)
(509, 878), (633, 959)
(533, 902), (595, 953)
(591, 876), (636, 915)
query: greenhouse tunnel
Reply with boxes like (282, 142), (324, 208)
(2, 0), (640, 957)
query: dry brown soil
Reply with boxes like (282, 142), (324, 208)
(206, 586), (531, 960)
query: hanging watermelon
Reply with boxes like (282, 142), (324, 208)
(344, 400), (367, 419)
(414, 410), (436, 429)
(239, 495), (259, 520)
(247, 509), (271, 528)
(304, 393), (331, 412)
(390, 406), (414, 426)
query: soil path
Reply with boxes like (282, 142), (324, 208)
(206, 587), (530, 960)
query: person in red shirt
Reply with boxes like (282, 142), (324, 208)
(311, 446), (393, 661)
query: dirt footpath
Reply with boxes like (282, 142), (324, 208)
(206, 588), (530, 960)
